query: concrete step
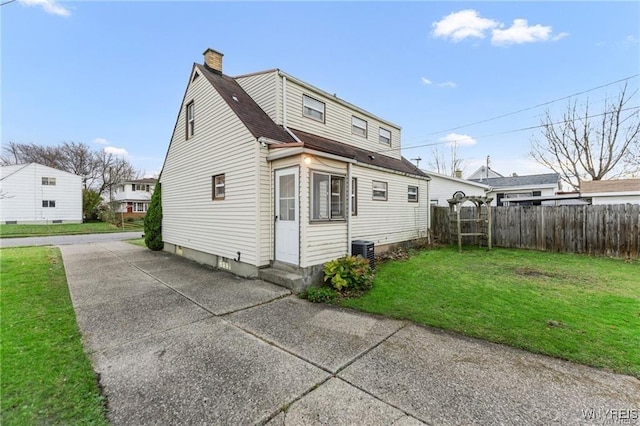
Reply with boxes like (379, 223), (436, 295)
(259, 267), (306, 293)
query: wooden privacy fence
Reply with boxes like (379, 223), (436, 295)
(431, 204), (640, 259)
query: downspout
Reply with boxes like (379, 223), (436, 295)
(281, 74), (301, 143)
(347, 162), (352, 255)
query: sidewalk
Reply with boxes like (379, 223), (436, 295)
(60, 242), (640, 425)
(0, 231), (143, 248)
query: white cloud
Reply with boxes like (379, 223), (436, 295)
(492, 19), (554, 46)
(18, 0), (70, 16)
(421, 77), (433, 85)
(438, 81), (457, 88)
(104, 146), (128, 157)
(93, 138), (109, 145)
(439, 133), (477, 146)
(432, 9), (498, 42)
(432, 10), (567, 47)
(627, 35), (639, 44)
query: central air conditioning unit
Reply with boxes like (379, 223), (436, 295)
(351, 240), (375, 270)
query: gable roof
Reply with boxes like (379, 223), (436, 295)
(195, 64), (295, 143)
(0, 163), (80, 181)
(289, 128), (428, 178)
(423, 170), (490, 189)
(469, 173), (559, 188)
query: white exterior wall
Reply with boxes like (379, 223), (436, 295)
(488, 185), (557, 206)
(113, 183), (155, 202)
(427, 173), (488, 206)
(161, 68), (261, 267)
(237, 71), (402, 160)
(0, 163), (82, 223)
(352, 165), (429, 246)
(236, 72), (279, 123)
(589, 193), (640, 205)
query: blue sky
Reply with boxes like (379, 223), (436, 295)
(2, 1), (639, 179)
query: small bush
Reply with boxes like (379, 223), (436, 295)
(300, 287), (338, 303)
(323, 255), (374, 293)
(144, 182), (163, 251)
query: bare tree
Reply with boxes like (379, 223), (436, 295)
(530, 83), (640, 190)
(1, 141), (139, 196)
(427, 143), (467, 177)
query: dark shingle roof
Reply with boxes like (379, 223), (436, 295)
(196, 64), (295, 143)
(469, 173), (560, 187)
(289, 129), (428, 178)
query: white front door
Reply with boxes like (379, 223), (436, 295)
(275, 168), (299, 265)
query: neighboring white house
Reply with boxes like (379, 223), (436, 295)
(160, 48), (430, 288)
(580, 179), (640, 205)
(423, 170), (490, 207)
(112, 178), (157, 215)
(467, 165), (503, 181)
(468, 173), (561, 206)
(0, 163), (82, 224)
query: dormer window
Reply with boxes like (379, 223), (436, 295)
(186, 101), (195, 139)
(303, 95), (325, 122)
(351, 116), (367, 137)
(379, 128), (391, 145)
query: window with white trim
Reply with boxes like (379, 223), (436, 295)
(41, 177), (56, 186)
(303, 95), (325, 122)
(186, 101), (195, 139)
(379, 127), (391, 145)
(351, 116), (367, 137)
(372, 181), (387, 201)
(408, 185), (419, 202)
(311, 172), (345, 220)
(212, 174), (225, 200)
(133, 184), (149, 192)
(42, 200), (56, 208)
(133, 202), (147, 212)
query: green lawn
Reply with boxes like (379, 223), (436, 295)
(340, 247), (640, 377)
(0, 221), (143, 238)
(0, 246), (108, 425)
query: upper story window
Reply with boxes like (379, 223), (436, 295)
(213, 174), (225, 200)
(351, 116), (367, 137)
(186, 101), (195, 139)
(372, 181), (388, 201)
(132, 184), (150, 192)
(303, 95), (325, 122)
(408, 185), (419, 202)
(379, 128), (391, 145)
(41, 177), (56, 186)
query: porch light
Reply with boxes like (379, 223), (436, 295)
(304, 155), (312, 165)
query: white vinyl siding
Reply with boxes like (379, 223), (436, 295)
(352, 165), (429, 246)
(426, 172), (489, 207)
(282, 78), (402, 160)
(162, 70), (261, 267)
(0, 163), (82, 223)
(236, 71), (279, 122)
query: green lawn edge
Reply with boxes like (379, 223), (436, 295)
(338, 247), (640, 378)
(0, 246), (109, 424)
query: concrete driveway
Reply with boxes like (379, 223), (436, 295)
(60, 242), (639, 425)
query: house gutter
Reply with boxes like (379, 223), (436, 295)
(347, 162), (352, 255)
(281, 74), (301, 143)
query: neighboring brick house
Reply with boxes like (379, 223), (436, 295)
(113, 178), (157, 217)
(159, 48), (430, 289)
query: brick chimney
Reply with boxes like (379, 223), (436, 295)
(203, 48), (223, 73)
